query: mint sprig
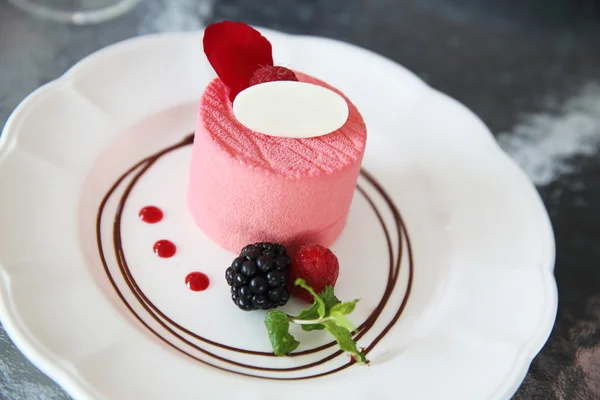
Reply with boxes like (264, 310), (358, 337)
(264, 311), (300, 355)
(322, 320), (367, 364)
(264, 278), (368, 364)
(296, 285), (340, 331)
(295, 279), (326, 318)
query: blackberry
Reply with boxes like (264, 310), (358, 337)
(257, 255), (274, 272)
(268, 287), (290, 306)
(241, 260), (258, 277)
(266, 270), (287, 287)
(249, 276), (268, 294)
(226, 242), (291, 311)
(238, 285), (253, 300)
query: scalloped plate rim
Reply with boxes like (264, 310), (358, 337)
(0, 28), (557, 400)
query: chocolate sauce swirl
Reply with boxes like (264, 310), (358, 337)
(96, 134), (413, 380)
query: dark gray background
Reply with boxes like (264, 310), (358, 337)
(1, 0), (599, 398)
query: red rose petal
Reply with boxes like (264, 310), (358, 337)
(203, 21), (274, 101)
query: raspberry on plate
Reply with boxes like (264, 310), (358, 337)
(290, 244), (340, 302)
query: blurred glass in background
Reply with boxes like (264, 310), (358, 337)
(7, 0), (140, 24)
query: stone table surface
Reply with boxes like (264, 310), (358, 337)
(1, 0), (599, 399)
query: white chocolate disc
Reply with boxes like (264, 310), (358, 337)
(232, 81), (349, 138)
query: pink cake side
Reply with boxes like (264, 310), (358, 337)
(188, 72), (367, 252)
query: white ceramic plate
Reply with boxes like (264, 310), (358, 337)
(0, 29), (557, 400)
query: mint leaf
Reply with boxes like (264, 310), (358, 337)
(295, 278), (326, 318)
(297, 311), (325, 332)
(330, 299), (360, 316)
(297, 285), (340, 331)
(323, 320), (368, 364)
(321, 285), (342, 312)
(264, 281), (367, 364)
(329, 299), (359, 332)
(264, 311), (299, 356)
(330, 313), (355, 332)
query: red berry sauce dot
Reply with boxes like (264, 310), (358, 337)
(139, 206), (163, 223)
(185, 272), (210, 291)
(153, 240), (176, 258)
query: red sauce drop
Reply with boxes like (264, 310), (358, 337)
(139, 206), (163, 223)
(185, 272), (210, 291)
(153, 240), (176, 258)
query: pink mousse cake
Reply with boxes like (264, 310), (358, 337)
(189, 72), (366, 252)
(188, 21), (367, 252)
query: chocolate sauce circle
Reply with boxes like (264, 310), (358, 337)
(96, 134), (413, 379)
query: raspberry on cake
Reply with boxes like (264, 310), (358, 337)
(188, 21), (367, 252)
(249, 65), (299, 86)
